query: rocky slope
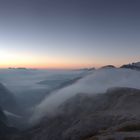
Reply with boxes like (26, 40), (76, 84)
(11, 87), (140, 140)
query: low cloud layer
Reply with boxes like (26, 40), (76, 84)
(32, 68), (140, 122)
(0, 69), (82, 94)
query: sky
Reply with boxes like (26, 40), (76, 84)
(0, 0), (140, 69)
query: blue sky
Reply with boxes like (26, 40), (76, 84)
(0, 0), (140, 68)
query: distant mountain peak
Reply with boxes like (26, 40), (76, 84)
(100, 65), (116, 69)
(120, 61), (140, 70)
(132, 62), (140, 67)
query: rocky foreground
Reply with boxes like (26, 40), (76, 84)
(7, 87), (140, 140)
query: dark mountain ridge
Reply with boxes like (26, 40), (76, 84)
(120, 62), (140, 71)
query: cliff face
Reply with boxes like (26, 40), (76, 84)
(12, 87), (140, 140)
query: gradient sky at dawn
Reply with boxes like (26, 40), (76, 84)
(0, 0), (140, 68)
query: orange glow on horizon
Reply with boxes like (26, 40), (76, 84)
(0, 61), (120, 69)
(0, 49), (104, 69)
(0, 48), (126, 69)
(0, 63), (100, 69)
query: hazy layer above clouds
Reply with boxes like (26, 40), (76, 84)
(0, 69), (83, 94)
(33, 68), (140, 122)
(0, 69), (84, 111)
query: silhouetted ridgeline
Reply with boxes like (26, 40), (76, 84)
(120, 62), (140, 71)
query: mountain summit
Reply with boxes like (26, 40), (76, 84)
(121, 62), (140, 70)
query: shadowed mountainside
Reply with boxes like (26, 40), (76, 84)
(0, 83), (19, 114)
(0, 107), (18, 140)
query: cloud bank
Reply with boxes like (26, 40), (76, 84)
(32, 68), (140, 122)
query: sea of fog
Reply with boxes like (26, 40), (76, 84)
(0, 69), (85, 109)
(0, 69), (84, 94)
(0, 68), (140, 125)
(32, 68), (140, 122)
